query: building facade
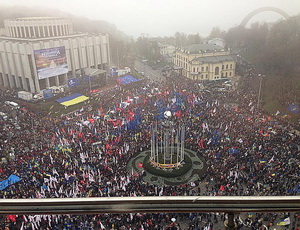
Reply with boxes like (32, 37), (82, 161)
(172, 43), (235, 81)
(0, 17), (110, 93)
(158, 42), (175, 63)
(208, 38), (226, 49)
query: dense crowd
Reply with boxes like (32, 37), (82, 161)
(0, 74), (299, 230)
(272, 76), (300, 108)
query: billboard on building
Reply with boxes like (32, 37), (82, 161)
(34, 46), (68, 80)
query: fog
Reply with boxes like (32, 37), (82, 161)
(1, 0), (300, 38)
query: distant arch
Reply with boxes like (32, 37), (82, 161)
(240, 7), (289, 27)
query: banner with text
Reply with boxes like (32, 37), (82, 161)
(34, 46), (68, 80)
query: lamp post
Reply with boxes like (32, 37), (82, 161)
(88, 75), (91, 93)
(257, 74), (265, 108)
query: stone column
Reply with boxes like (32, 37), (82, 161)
(45, 78), (50, 88)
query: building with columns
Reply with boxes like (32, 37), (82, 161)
(172, 43), (235, 81)
(0, 17), (110, 93)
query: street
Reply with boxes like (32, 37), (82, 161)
(134, 59), (166, 83)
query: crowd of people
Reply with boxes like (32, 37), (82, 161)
(271, 75), (300, 108)
(0, 73), (299, 229)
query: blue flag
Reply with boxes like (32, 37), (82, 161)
(288, 104), (300, 114)
(0, 174), (21, 190)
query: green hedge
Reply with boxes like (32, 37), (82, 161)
(143, 154), (192, 178)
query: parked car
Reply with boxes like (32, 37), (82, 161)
(5, 101), (20, 109)
(0, 112), (8, 120)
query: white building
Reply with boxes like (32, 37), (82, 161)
(173, 43), (235, 80)
(0, 17), (110, 93)
(158, 42), (175, 63)
(208, 38), (226, 49)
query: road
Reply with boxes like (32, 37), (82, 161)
(134, 59), (166, 83)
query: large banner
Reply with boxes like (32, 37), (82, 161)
(34, 46), (68, 80)
(149, 159), (184, 169)
(56, 93), (89, 107)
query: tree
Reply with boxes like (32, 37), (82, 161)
(174, 32), (187, 47)
(187, 33), (202, 45)
(207, 27), (226, 40)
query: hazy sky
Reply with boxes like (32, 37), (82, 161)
(1, 0), (299, 38)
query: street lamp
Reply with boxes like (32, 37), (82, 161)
(88, 75), (91, 93)
(257, 74), (265, 108)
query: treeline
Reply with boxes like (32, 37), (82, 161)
(134, 27), (226, 63)
(135, 15), (300, 76)
(225, 14), (300, 75)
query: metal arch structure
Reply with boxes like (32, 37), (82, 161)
(240, 7), (290, 27)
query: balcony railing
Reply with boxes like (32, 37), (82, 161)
(1, 196), (300, 215)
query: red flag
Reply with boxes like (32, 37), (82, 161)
(198, 139), (205, 149)
(7, 215), (16, 222)
(138, 162), (143, 168)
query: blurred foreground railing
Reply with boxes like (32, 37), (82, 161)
(0, 196), (300, 215)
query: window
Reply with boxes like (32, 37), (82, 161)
(201, 67), (204, 72)
(226, 64), (228, 69)
(222, 65), (224, 70)
(206, 66), (208, 72)
(215, 66), (219, 75)
(44, 26), (48, 37)
(0, 73), (4, 86)
(230, 72), (232, 76)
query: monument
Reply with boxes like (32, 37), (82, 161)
(127, 110), (206, 186)
(149, 111), (185, 169)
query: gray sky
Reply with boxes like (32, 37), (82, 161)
(1, 0), (299, 38)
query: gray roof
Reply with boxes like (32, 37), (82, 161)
(76, 68), (106, 76)
(191, 55), (234, 63)
(182, 43), (223, 53)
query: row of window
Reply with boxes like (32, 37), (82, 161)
(222, 64), (233, 70)
(192, 66), (209, 72)
(189, 71), (232, 79)
(174, 59), (234, 72)
(190, 64), (233, 73)
(176, 54), (188, 62)
(8, 24), (71, 38)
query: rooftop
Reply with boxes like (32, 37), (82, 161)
(180, 43), (224, 54)
(13, 17), (67, 21)
(192, 55), (234, 63)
